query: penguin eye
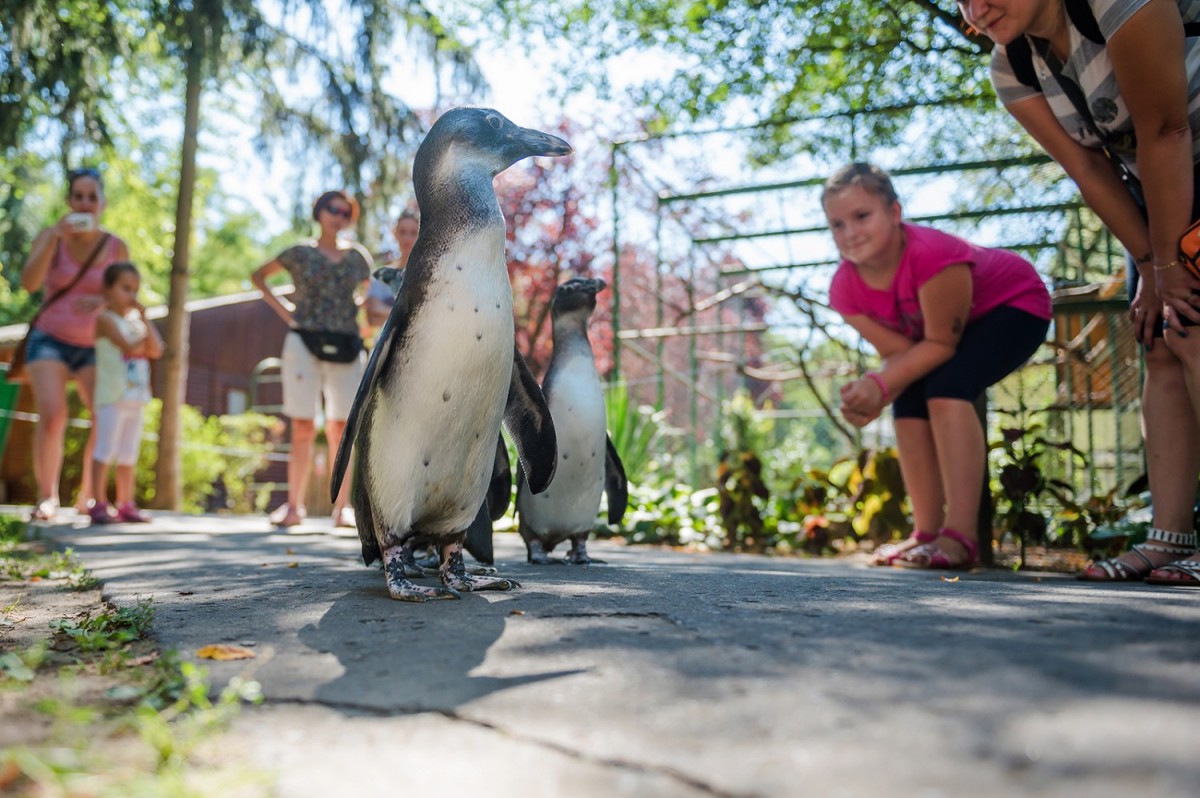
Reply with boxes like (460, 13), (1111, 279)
(486, 115), (504, 131)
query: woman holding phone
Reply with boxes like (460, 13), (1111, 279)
(19, 168), (130, 521)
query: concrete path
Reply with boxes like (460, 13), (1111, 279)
(33, 511), (1200, 797)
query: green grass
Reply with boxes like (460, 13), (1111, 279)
(0, 513), (267, 796)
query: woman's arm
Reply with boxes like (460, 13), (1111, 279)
(1006, 94), (1160, 343)
(840, 266), (973, 423)
(1108, 0), (1198, 331)
(20, 226), (64, 293)
(250, 257), (296, 328)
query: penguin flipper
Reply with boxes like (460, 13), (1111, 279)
(488, 434), (512, 521)
(503, 346), (557, 494)
(463, 501), (495, 565)
(330, 306), (406, 502)
(604, 434), (629, 525)
(351, 446), (382, 566)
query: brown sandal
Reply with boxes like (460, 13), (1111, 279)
(1078, 528), (1195, 582)
(1145, 558), (1200, 587)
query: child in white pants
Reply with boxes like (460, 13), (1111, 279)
(90, 261), (163, 524)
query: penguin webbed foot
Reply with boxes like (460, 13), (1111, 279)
(525, 538), (562, 565)
(565, 538), (605, 566)
(440, 545), (520, 591)
(385, 545), (460, 601)
(418, 549), (495, 575)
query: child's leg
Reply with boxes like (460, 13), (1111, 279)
(91, 402), (119, 507)
(894, 417), (945, 533)
(927, 397), (986, 540)
(112, 402), (145, 507)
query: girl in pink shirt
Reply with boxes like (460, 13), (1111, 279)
(825, 163), (1052, 570)
(19, 168), (130, 522)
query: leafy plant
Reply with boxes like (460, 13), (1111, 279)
(990, 413), (1088, 564)
(136, 399), (278, 513)
(605, 384), (670, 486)
(715, 450), (771, 551)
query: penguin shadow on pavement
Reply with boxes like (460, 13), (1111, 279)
(300, 580), (583, 713)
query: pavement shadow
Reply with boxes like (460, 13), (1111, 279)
(301, 576), (583, 714)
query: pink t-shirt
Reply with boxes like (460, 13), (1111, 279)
(34, 236), (118, 348)
(828, 224), (1053, 341)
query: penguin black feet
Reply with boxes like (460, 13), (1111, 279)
(440, 544), (520, 592)
(524, 538), (563, 565)
(566, 537), (605, 565)
(384, 546), (460, 601)
(417, 550), (496, 575)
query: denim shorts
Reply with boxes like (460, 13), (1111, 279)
(25, 328), (96, 373)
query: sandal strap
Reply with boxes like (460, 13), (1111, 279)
(1146, 527), (1197, 550)
(911, 529), (937, 544)
(1154, 559), (1200, 578)
(937, 527), (979, 560)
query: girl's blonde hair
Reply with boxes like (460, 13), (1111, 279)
(821, 162), (899, 206)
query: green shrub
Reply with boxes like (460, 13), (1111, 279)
(134, 400), (278, 513)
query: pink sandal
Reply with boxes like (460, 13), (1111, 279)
(896, 527), (979, 570)
(871, 530), (937, 566)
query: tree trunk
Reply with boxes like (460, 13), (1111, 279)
(153, 11), (204, 510)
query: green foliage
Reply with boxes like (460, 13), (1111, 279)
(715, 450), (771, 551)
(605, 383), (671, 485)
(990, 409), (1088, 563)
(135, 400), (277, 513)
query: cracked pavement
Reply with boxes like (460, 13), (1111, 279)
(36, 512), (1200, 797)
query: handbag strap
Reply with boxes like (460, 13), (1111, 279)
(1028, 36), (1144, 202)
(27, 233), (112, 329)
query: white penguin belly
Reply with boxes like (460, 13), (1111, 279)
(368, 231), (513, 536)
(519, 356), (607, 537)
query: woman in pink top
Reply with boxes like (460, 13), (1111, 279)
(19, 168), (130, 522)
(825, 163), (1052, 569)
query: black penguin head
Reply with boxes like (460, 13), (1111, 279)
(414, 107), (572, 191)
(372, 266), (405, 297)
(551, 277), (606, 321)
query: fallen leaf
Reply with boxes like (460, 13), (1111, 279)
(286, 548), (296, 555)
(196, 644), (257, 661)
(29, 576), (42, 582)
(940, 576), (960, 583)
(261, 563), (269, 567)
(508, 610), (526, 616)
(0, 760), (21, 790)
(287, 562), (299, 568)
(178, 591), (194, 596)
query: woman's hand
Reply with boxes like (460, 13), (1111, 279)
(1130, 272), (1164, 346)
(1155, 261), (1200, 335)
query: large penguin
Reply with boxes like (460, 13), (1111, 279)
(332, 107), (568, 601)
(516, 278), (628, 564)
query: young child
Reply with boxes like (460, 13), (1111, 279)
(89, 261), (163, 525)
(823, 163), (1052, 569)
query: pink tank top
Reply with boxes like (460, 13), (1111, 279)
(34, 236), (117, 348)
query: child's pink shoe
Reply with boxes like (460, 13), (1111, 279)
(89, 502), (116, 526)
(116, 502), (151, 523)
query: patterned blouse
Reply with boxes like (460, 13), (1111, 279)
(276, 243), (371, 334)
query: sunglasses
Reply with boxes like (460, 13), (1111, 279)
(324, 204), (353, 220)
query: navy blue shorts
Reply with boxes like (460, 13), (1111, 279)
(892, 306), (1050, 420)
(25, 328), (96, 373)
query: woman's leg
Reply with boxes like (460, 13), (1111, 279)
(280, 417), (316, 525)
(326, 418), (354, 525)
(27, 359), (71, 513)
(74, 365), (98, 511)
(1083, 340), (1200, 578)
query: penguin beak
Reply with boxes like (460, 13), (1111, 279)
(509, 125), (572, 159)
(586, 278), (607, 295)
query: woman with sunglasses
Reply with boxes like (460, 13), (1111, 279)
(964, 0), (1200, 585)
(251, 190), (372, 529)
(19, 168), (131, 522)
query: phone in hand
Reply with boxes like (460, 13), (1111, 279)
(65, 212), (96, 232)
